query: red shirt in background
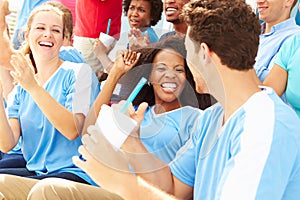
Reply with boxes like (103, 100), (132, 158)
(75, 0), (122, 39)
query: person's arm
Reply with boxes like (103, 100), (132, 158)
(74, 144), (179, 200)
(122, 127), (193, 199)
(94, 39), (115, 73)
(9, 52), (87, 140)
(0, 67), (14, 101)
(0, 0), (14, 70)
(263, 64), (287, 96)
(80, 102), (193, 199)
(82, 50), (141, 134)
(0, 81), (20, 152)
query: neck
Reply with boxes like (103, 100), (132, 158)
(173, 22), (188, 35)
(35, 58), (62, 85)
(263, 13), (290, 34)
(208, 55), (260, 123)
(153, 100), (181, 114)
(221, 69), (260, 123)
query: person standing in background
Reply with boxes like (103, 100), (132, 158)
(74, 0), (122, 79)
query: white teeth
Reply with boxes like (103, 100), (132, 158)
(162, 83), (177, 89)
(39, 41), (53, 47)
(166, 8), (177, 12)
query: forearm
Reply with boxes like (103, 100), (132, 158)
(97, 168), (176, 200)
(82, 68), (124, 134)
(123, 136), (175, 194)
(106, 174), (177, 200)
(0, 97), (18, 152)
(0, 68), (14, 100)
(0, 18), (13, 69)
(29, 84), (83, 140)
(95, 51), (113, 72)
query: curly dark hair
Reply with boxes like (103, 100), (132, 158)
(182, 0), (261, 70)
(123, 0), (163, 26)
(129, 35), (216, 109)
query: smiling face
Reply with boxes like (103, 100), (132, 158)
(256, 0), (291, 25)
(150, 48), (186, 106)
(164, 0), (189, 24)
(26, 10), (64, 60)
(127, 0), (152, 29)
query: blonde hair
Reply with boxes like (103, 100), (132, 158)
(21, 4), (65, 56)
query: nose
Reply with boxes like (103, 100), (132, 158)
(256, 0), (264, 3)
(43, 28), (52, 37)
(131, 8), (139, 17)
(164, 68), (176, 79)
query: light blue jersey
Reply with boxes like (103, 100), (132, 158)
(254, 18), (300, 82)
(7, 61), (100, 185)
(140, 106), (202, 163)
(274, 34), (300, 118)
(6, 48), (89, 155)
(171, 87), (300, 199)
(143, 27), (159, 44)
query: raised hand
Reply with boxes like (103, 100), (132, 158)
(0, 0), (10, 18)
(110, 50), (141, 76)
(9, 52), (38, 92)
(128, 28), (150, 50)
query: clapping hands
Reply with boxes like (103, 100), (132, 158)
(128, 28), (150, 50)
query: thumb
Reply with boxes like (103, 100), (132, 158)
(133, 102), (148, 124)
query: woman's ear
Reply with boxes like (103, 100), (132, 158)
(24, 31), (29, 41)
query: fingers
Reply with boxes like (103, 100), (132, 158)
(123, 51), (141, 65)
(132, 102), (148, 124)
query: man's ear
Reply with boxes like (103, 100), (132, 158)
(200, 43), (212, 65)
(286, 0), (295, 8)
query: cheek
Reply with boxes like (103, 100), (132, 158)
(142, 13), (151, 25)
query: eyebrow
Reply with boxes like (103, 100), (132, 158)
(35, 23), (63, 28)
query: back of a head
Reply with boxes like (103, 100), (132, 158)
(182, 0), (261, 70)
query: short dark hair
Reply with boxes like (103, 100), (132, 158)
(123, 0), (163, 26)
(182, 0), (261, 70)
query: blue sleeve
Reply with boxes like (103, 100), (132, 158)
(170, 136), (197, 187)
(59, 46), (86, 63)
(274, 35), (298, 71)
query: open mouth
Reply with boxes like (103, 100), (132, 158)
(129, 19), (139, 26)
(161, 82), (177, 92)
(165, 7), (178, 15)
(38, 41), (54, 47)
